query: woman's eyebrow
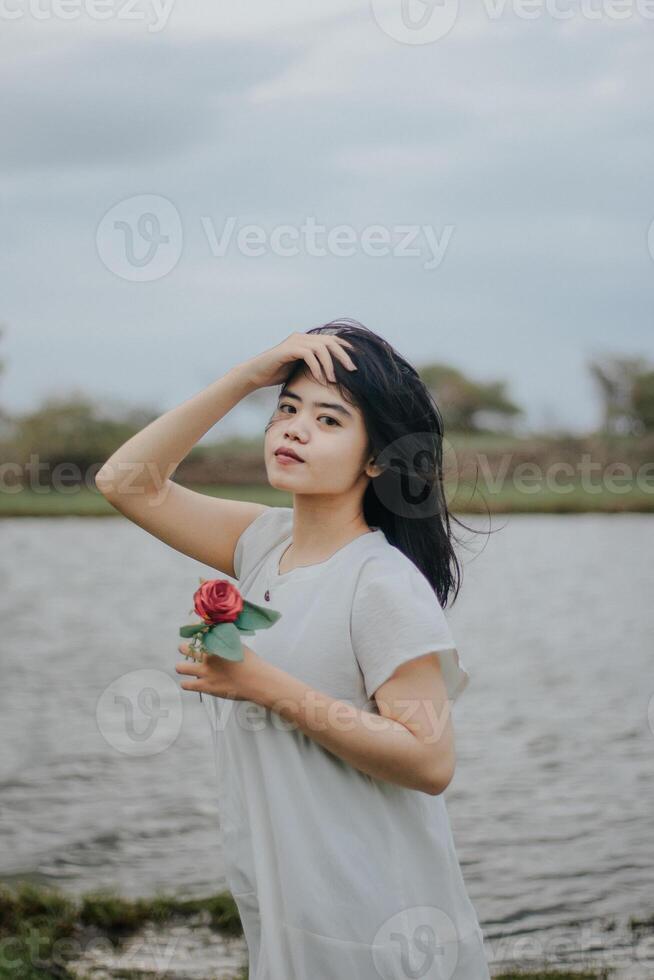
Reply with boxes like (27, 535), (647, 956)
(279, 389), (353, 419)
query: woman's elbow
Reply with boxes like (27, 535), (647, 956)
(424, 750), (456, 796)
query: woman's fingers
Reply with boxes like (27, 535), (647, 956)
(313, 345), (337, 383)
(177, 642), (205, 667)
(303, 348), (325, 383)
(328, 338), (357, 372)
(304, 337), (357, 383)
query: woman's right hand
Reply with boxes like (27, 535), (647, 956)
(238, 331), (358, 391)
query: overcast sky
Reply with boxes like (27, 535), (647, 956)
(2, 0), (653, 437)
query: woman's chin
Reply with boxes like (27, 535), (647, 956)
(268, 474), (301, 491)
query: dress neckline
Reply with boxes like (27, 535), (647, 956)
(273, 527), (383, 581)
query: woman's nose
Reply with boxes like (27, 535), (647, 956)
(283, 416), (308, 439)
(284, 425), (307, 442)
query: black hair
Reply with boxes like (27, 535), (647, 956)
(277, 317), (494, 609)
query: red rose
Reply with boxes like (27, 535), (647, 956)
(193, 579), (244, 625)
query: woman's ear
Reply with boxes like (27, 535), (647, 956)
(365, 455), (384, 479)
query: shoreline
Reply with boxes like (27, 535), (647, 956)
(1, 881), (652, 980)
(0, 483), (653, 517)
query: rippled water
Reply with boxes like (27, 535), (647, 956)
(0, 514), (652, 977)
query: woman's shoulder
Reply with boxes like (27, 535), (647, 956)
(256, 504), (293, 534)
(358, 534), (428, 583)
(248, 504), (293, 536)
(352, 536), (448, 615)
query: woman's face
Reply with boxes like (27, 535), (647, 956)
(264, 368), (377, 495)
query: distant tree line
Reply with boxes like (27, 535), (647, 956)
(0, 321), (652, 486)
(588, 355), (654, 436)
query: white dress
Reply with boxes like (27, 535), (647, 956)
(204, 505), (490, 980)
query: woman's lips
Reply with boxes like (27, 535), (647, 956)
(274, 452), (305, 465)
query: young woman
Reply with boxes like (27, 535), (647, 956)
(96, 319), (491, 979)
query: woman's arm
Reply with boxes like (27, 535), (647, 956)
(95, 331), (355, 498)
(94, 333), (356, 575)
(95, 366), (257, 496)
(177, 639), (456, 795)
(94, 367), (272, 576)
(252, 656), (455, 795)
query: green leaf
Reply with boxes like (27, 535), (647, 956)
(179, 623), (208, 637)
(202, 623), (244, 661)
(236, 600), (282, 631)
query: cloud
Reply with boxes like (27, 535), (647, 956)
(1, 4), (653, 432)
(0, 34), (296, 175)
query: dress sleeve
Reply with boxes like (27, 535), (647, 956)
(350, 555), (470, 704)
(232, 506), (293, 582)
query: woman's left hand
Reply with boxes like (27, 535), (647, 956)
(175, 641), (267, 702)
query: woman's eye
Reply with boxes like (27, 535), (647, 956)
(277, 404), (339, 426)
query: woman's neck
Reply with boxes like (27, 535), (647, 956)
(282, 500), (371, 569)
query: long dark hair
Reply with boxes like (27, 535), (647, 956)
(278, 318), (492, 609)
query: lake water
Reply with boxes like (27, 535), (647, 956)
(0, 513), (652, 978)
